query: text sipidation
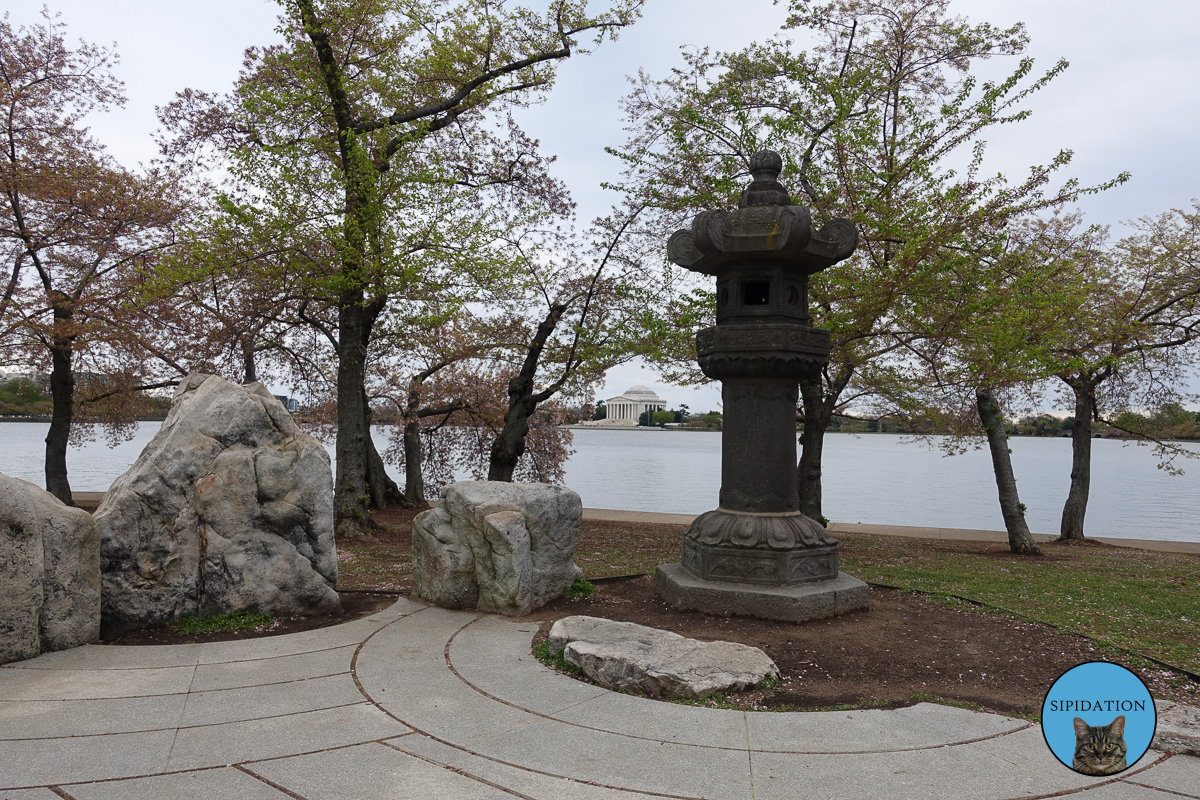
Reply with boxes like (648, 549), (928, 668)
(1048, 700), (1146, 712)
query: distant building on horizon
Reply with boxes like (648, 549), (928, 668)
(0, 365), (39, 383)
(587, 385), (667, 427)
(273, 395), (300, 413)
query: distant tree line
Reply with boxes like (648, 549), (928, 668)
(824, 407), (1200, 441)
(0, 380), (173, 420)
(0, 380), (51, 417)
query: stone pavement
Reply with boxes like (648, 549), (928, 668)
(2, 598), (1198, 800)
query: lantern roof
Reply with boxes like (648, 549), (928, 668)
(667, 150), (858, 277)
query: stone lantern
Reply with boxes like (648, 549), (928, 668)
(655, 150), (869, 622)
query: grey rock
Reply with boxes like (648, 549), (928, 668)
(95, 374), (338, 636)
(411, 481), (583, 615)
(547, 615), (778, 699)
(0, 473), (100, 664)
(1154, 700), (1200, 756)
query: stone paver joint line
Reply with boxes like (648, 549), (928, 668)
(377, 740), (540, 800)
(1, 640), (368, 672)
(743, 710), (756, 800)
(382, 738), (703, 800)
(1125, 782), (1200, 799)
(163, 657), (200, 771)
(235, 765), (313, 800)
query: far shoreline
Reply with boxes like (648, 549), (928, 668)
(3, 417), (1196, 443)
(66, 491), (1200, 554)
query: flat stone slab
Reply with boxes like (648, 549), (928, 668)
(655, 562), (869, 622)
(548, 615), (777, 699)
(1155, 700), (1200, 756)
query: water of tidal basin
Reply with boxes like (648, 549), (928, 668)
(1, 422), (1197, 543)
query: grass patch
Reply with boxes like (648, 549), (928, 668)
(333, 506), (419, 591)
(571, 519), (685, 579)
(836, 533), (1200, 675)
(335, 546), (412, 591)
(673, 691), (1040, 718)
(562, 578), (597, 600)
(672, 694), (901, 712)
(755, 673), (782, 691)
(531, 639), (585, 679)
(909, 692), (1040, 722)
(173, 611), (275, 635)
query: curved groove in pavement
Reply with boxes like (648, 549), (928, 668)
(349, 611), (704, 800)
(3, 641), (361, 671)
(0, 700), (374, 742)
(439, 615), (1041, 756)
(347, 608), (1148, 800)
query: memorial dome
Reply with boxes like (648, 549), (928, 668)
(602, 385), (667, 424)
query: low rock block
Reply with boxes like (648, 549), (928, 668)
(412, 481), (583, 616)
(656, 562), (869, 623)
(0, 473), (100, 664)
(548, 615), (778, 699)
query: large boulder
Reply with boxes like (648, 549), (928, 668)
(95, 374), (338, 636)
(412, 481), (583, 615)
(0, 473), (100, 664)
(547, 615), (778, 699)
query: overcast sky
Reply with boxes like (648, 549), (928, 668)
(8, 0), (1199, 412)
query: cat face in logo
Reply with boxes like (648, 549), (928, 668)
(1072, 715), (1127, 775)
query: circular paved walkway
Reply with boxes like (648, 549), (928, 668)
(1, 598), (1197, 799)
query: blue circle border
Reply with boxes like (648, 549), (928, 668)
(1040, 660), (1157, 776)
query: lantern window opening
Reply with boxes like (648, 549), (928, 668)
(742, 281), (770, 306)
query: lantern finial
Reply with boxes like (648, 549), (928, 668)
(739, 149), (790, 208)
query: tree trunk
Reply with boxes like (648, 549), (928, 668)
(400, 378), (429, 508)
(362, 389), (405, 511)
(796, 374), (831, 523)
(334, 294), (371, 538)
(402, 413), (427, 507)
(1059, 376), (1096, 541)
(242, 338), (257, 384)
(488, 303), (567, 482)
(975, 388), (1039, 555)
(44, 301), (76, 505)
(489, 398), (536, 482)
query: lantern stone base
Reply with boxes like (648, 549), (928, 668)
(655, 562), (869, 623)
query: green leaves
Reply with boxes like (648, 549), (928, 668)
(607, 0), (1115, 425)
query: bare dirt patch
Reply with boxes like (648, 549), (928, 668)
(511, 575), (1186, 718)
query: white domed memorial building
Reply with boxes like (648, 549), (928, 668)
(599, 385), (667, 426)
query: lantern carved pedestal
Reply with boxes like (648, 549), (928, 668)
(655, 151), (869, 623)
